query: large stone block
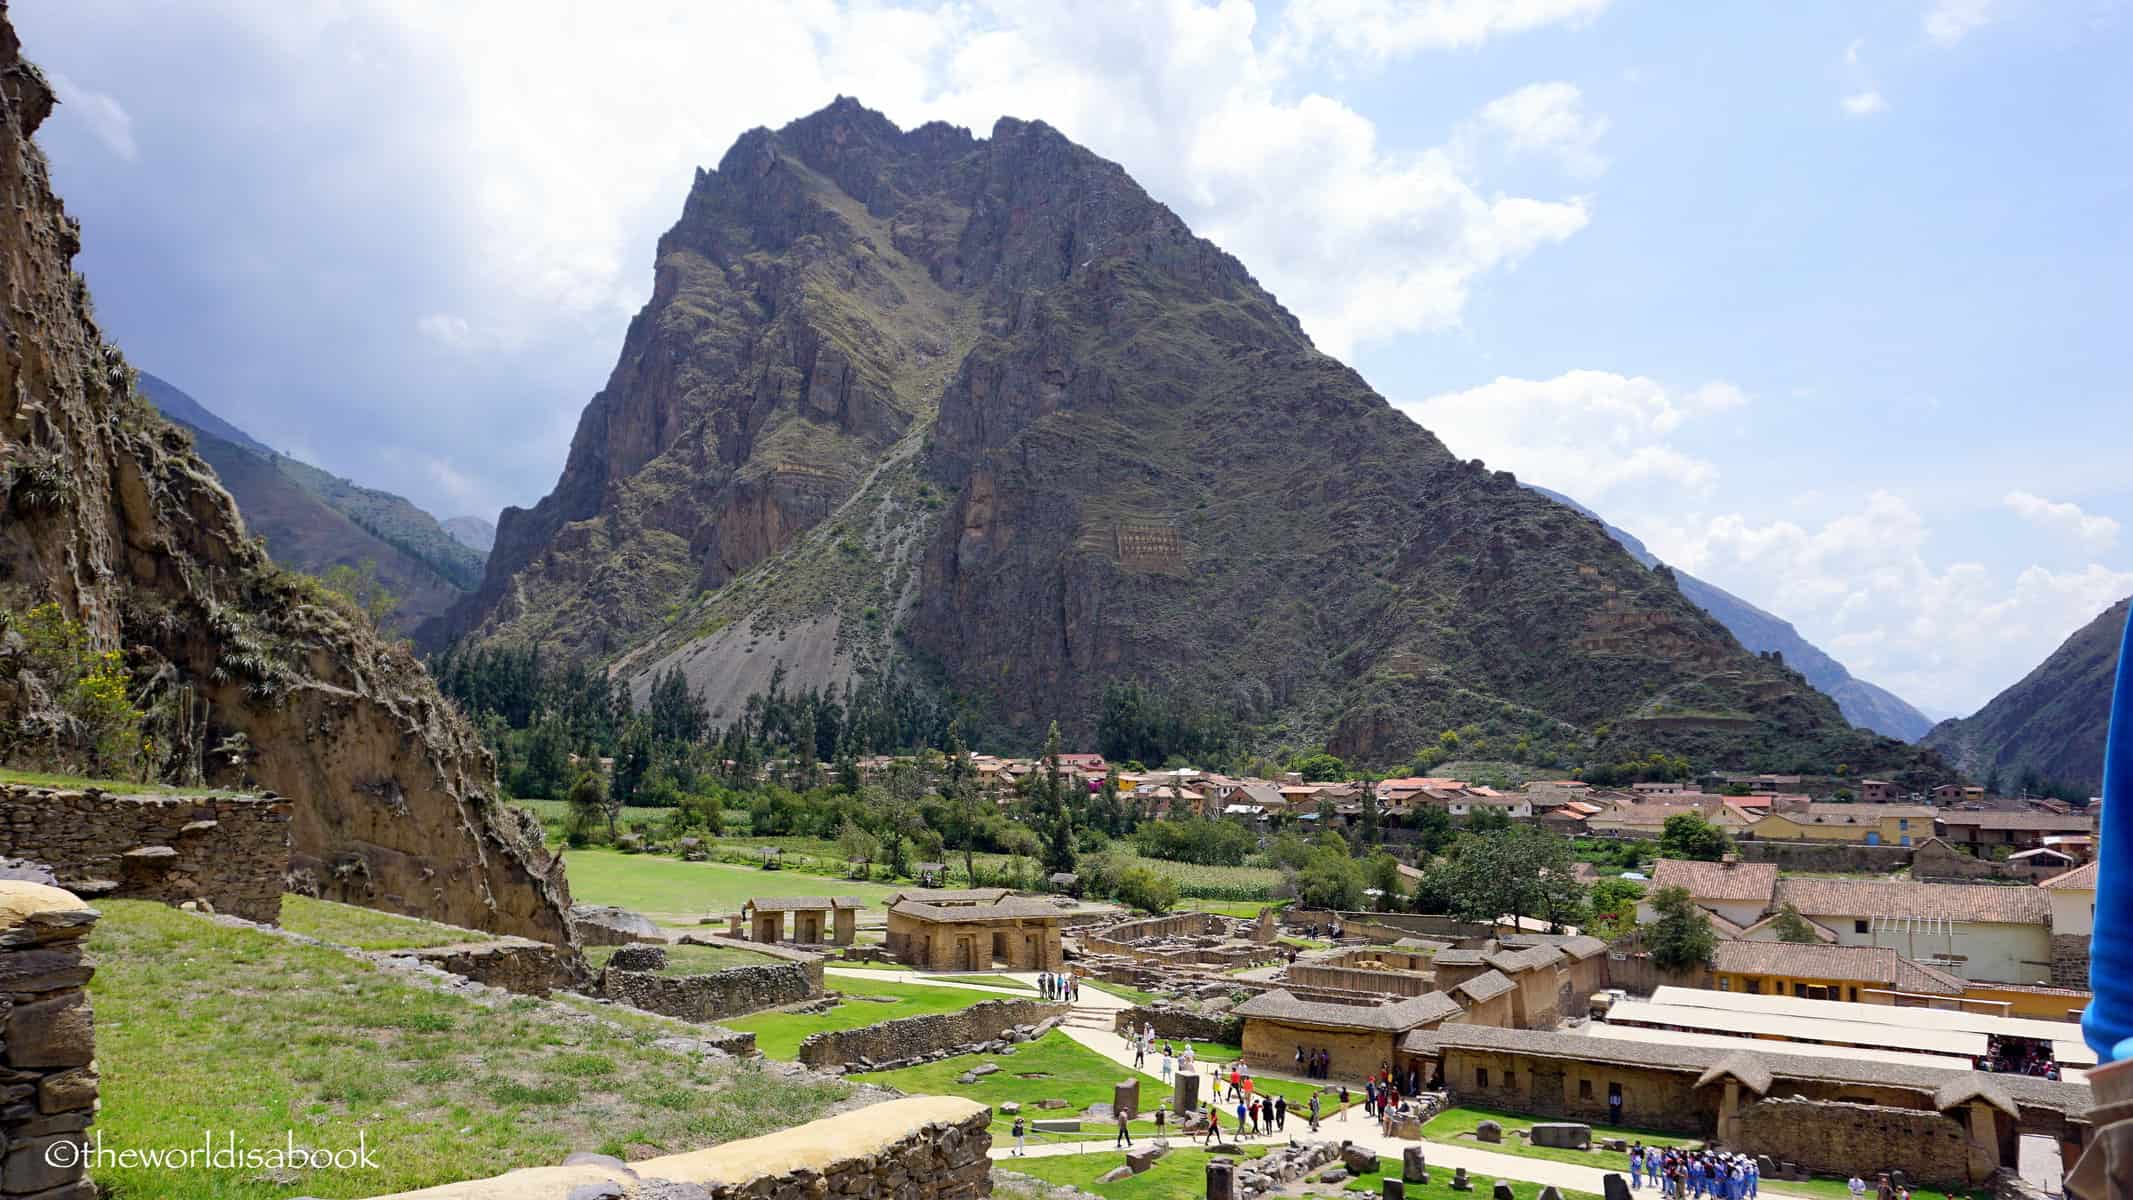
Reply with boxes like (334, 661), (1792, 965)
(5, 991), (92, 1068)
(1206, 1158), (1236, 1200)
(1382, 1180), (1405, 1200)
(36, 1066), (96, 1114)
(1604, 1176), (1632, 1200)
(1116, 1078), (1140, 1121)
(1531, 1122), (1591, 1150)
(1474, 1120), (1502, 1144)
(1402, 1147), (1429, 1183)
(1174, 1071), (1201, 1114)
(2, 1134), (85, 1193)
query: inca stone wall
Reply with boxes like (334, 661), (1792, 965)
(2051, 934), (2090, 988)
(366, 1096), (991, 1200)
(1735, 1097), (1968, 1187)
(409, 939), (581, 997)
(797, 998), (1064, 1069)
(0, 880), (101, 1200)
(601, 961), (821, 1023)
(1288, 964), (1438, 997)
(1109, 1005), (1243, 1045)
(0, 785), (289, 922)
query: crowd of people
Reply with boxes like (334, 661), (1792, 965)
(1035, 971), (1079, 1002)
(1626, 1145), (1761, 1198)
(1977, 1035), (2061, 1078)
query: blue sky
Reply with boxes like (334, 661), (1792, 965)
(17, 0), (2132, 718)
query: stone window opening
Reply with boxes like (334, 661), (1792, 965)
(1476, 1067), (1489, 1088)
(1579, 1079), (1593, 1100)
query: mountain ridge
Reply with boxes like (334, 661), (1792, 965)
(448, 98), (1951, 782)
(1923, 596), (2128, 796)
(1524, 485), (1934, 741)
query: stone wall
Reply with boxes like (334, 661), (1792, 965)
(0, 880), (101, 1200)
(367, 1096), (991, 1200)
(410, 939), (581, 997)
(1287, 964), (1437, 997)
(1109, 1004), (1243, 1045)
(1241, 1016), (1395, 1081)
(797, 998), (1064, 1070)
(601, 961), (821, 1023)
(1735, 1096), (1969, 1187)
(682, 932), (828, 991)
(1912, 840), (2066, 884)
(1441, 1047), (1706, 1135)
(0, 784), (290, 922)
(2051, 934), (2090, 988)
(1730, 838), (1915, 874)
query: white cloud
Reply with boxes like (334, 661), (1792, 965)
(1841, 91), (1888, 117)
(1644, 492), (2133, 713)
(2005, 490), (2121, 550)
(46, 72), (137, 161)
(1399, 371), (1746, 498)
(1274, 0), (1611, 67)
(416, 313), (473, 348)
(1475, 82), (1610, 176)
(1924, 0), (1995, 44)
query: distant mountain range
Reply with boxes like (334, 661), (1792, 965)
(442, 516), (497, 554)
(138, 373), (486, 634)
(1525, 486), (1935, 742)
(1923, 596), (2128, 796)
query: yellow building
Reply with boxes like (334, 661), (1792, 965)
(1748, 803), (1934, 846)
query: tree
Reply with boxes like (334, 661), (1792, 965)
(1585, 877), (1645, 937)
(1296, 845), (1366, 911)
(1468, 806), (1511, 834)
(1365, 853), (1403, 912)
(1289, 751), (1348, 781)
(1113, 866), (1178, 915)
(318, 559), (398, 627)
(1424, 826), (1585, 930)
(565, 769), (614, 846)
(1769, 901), (1820, 944)
(1645, 884), (1717, 971)
(515, 714), (572, 799)
(837, 819), (881, 876)
(1356, 775), (1381, 849)
(941, 721), (986, 886)
(1658, 813), (1733, 862)
(1038, 722), (1077, 877)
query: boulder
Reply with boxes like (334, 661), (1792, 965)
(1099, 1167), (1134, 1184)
(1341, 1145), (1380, 1175)
(972, 1063), (1000, 1077)
(606, 943), (668, 973)
(1530, 1123), (1591, 1150)
(572, 905), (664, 945)
(1603, 1138), (1628, 1152)
(1474, 1120), (1503, 1144)
(1127, 1145), (1169, 1173)
(1382, 1180), (1405, 1200)
(1604, 1176), (1632, 1200)
(1492, 1184), (1516, 1200)
(999, 1102), (1021, 1115)
(1402, 1147), (1429, 1183)
(1319, 1170), (1349, 1184)
(956, 1072), (978, 1085)
(1036, 1098), (1071, 1110)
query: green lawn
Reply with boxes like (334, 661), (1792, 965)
(585, 942), (774, 976)
(85, 900), (848, 1198)
(1336, 1154), (1601, 1200)
(0, 766), (236, 796)
(559, 848), (906, 923)
(1004, 1147), (1595, 1200)
(859, 1030), (1176, 1143)
(1758, 1178), (1984, 1200)
(1423, 1106), (1697, 1171)
(933, 974), (1035, 990)
(279, 895), (486, 950)
(721, 974), (1005, 1059)
(1086, 979), (1168, 1006)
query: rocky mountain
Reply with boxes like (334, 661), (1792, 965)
(1924, 597), (2128, 795)
(138, 373), (484, 634)
(449, 98), (1948, 781)
(443, 515), (496, 555)
(1526, 485), (1934, 741)
(0, 12), (571, 941)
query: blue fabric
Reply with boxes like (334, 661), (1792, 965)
(2084, 603), (2133, 1061)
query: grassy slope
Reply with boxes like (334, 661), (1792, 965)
(558, 848), (906, 923)
(721, 975), (1002, 1059)
(279, 895), (485, 950)
(85, 900), (847, 1199)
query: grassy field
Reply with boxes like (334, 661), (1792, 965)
(932, 974), (1035, 990)
(1002, 1147), (1595, 1200)
(1423, 1106), (1697, 1171)
(584, 942), (775, 975)
(0, 766), (236, 796)
(1333, 1154), (1601, 1200)
(859, 1030), (1173, 1143)
(85, 900), (848, 1198)
(721, 974), (1002, 1059)
(279, 896), (485, 950)
(559, 848), (906, 923)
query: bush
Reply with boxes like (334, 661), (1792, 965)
(1113, 866), (1179, 915)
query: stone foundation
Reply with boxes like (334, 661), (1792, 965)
(798, 998), (1066, 1070)
(408, 939), (582, 997)
(601, 961), (822, 1023)
(0, 880), (101, 1200)
(366, 1096), (991, 1199)
(1735, 1096), (1968, 1187)
(1110, 1005), (1244, 1046)
(0, 784), (290, 922)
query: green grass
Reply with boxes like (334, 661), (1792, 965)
(932, 974), (1036, 990)
(1423, 1106), (1696, 1171)
(1003, 1147), (1595, 1200)
(86, 899), (848, 1198)
(859, 1030), (1176, 1143)
(722, 974), (1005, 1059)
(1336, 1154), (1601, 1200)
(559, 847), (906, 923)
(278, 895), (485, 950)
(0, 766), (235, 796)
(1086, 979), (1167, 1006)
(1755, 1178), (1984, 1200)
(585, 942), (775, 976)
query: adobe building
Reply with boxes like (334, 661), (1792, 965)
(739, 897), (863, 946)
(884, 896), (1066, 970)
(1231, 990), (1463, 1079)
(1399, 1023), (2093, 1187)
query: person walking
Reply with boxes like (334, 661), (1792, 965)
(1011, 1115), (1026, 1157)
(1160, 1049), (1174, 1083)
(1235, 1096), (1249, 1138)
(1202, 1107), (1221, 1147)
(1114, 1109), (1133, 1148)
(1846, 1174), (1865, 1200)
(1134, 1038), (1146, 1069)
(1338, 1083), (1350, 1121)
(1629, 1144), (1644, 1191)
(1307, 1092), (1321, 1133)
(1274, 1093), (1286, 1132)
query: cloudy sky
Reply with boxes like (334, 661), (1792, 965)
(20, 0), (2133, 719)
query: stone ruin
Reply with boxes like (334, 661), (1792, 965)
(0, 878), (101, 1200)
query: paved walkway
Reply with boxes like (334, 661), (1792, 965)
(852, 970), (1623, 1194)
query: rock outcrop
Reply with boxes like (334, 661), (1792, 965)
(0, 7), (572, 943)
(447, 96), (1952, 778)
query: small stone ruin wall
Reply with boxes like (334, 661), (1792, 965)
(1736, 1097), (1969, 1187)
(0, 784), (290, 922)
(1110, 1004), (1244, 1045)
(364, 1096), (991, 1200)
(0, 881), (102, 1200)
(602, 961), (821, 1023)
(1287, 964), (1437, 997)
(411, 939), (583, 997)
(797, 997), (1065, 1069)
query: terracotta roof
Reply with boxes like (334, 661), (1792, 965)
(1650, 859), (1779, 904)
(743, 896), (867, 912)
(1772, 878), (2050, 925)
(1936, 811), (2096, 831)
(1711, 942), (1964, 995)
(1233, 989), (1462, 1032)
(1397, 1024), (2092, 1116)
(1736, 913), (1838, 943)
(1454, 969), (1515, 1004)
(2040, 862), (2100, 891)
(889, 898), (1066, 924)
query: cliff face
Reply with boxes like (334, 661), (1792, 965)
(1924, 597), (2127, 795)
(455, 98), (1948, 779)
(0, 11), (572, 942)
